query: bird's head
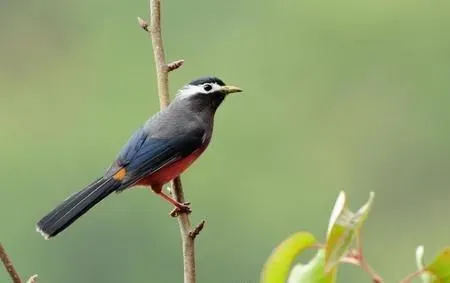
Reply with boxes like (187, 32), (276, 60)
(175, 76), (242, 112)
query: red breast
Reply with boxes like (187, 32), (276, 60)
(137, 147), (206, 186)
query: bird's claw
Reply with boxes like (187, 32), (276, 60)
(170, 202), (192, 217)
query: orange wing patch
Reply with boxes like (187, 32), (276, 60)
(113, 168), (127, 181)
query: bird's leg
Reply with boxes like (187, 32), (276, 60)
(159, 191), (192, 217)
(150, 185), (191, 216)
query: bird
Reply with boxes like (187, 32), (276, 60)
(36, 76), (242, 239)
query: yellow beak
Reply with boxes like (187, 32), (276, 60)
(221, 85), (243, 94)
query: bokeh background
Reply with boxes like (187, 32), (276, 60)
(2, 0), (450, 282)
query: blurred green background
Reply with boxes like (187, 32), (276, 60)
(1, 0), (450, 282)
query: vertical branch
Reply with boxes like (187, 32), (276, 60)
(149, 0), (170, 108)
(171, 178), (199, 283)
(1, 243), (22, 283)
(139, 1), (204, 283)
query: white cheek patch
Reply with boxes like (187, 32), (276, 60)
(176, 83), (222, 100)
(177, 85), (204, 100)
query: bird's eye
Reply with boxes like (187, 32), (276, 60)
(203, 84), (212, 92)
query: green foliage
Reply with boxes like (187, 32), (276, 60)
(261, 232), (318, 283)
(325, 191), (374, 271)
(260, 232), (337, 283)
(427, 247), (450, 282)
(261, 192), (450, 282)
(417, 246), (450, 283)
(288, 249), (336, 283)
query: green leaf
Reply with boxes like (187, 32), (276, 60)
(288, 249), (337, 283)
(324, 191), (375, 272)
(261, 232), (318, 283)
(426, 247), (450, 282)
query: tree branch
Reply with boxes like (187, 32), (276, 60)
(1, 243), (37, 283)
(171, 178), (198, 283)
(149, 0), (170, 108)
(1, 243), (22, 283)
(140, 1), (205, 282)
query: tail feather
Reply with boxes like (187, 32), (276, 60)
(36, 177), (121, 239)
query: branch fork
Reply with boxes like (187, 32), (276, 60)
(137, 17), (150, 32)
(167, 60), (185, 72)
(189, 220), (206, 240)
(339, 233), (383, 283)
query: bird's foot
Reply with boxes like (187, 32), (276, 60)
(154, 190), (192, 216)
(170, 202), (192, 217)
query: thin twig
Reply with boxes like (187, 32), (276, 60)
(340, 232), (384, 283)
(340, 255), (360, 266)
(0, 243), (22, 283)
(340, 252), (383, 283)
(355, 232), (384, 283)
(400, 269), (425, 283)
(137, 17), (150, 32)
(189, 220), (206, 239)
(167, 60), (185, 72)
(146, 1), (204, 282)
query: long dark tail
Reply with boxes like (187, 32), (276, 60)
(36, 177), (122, 239)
